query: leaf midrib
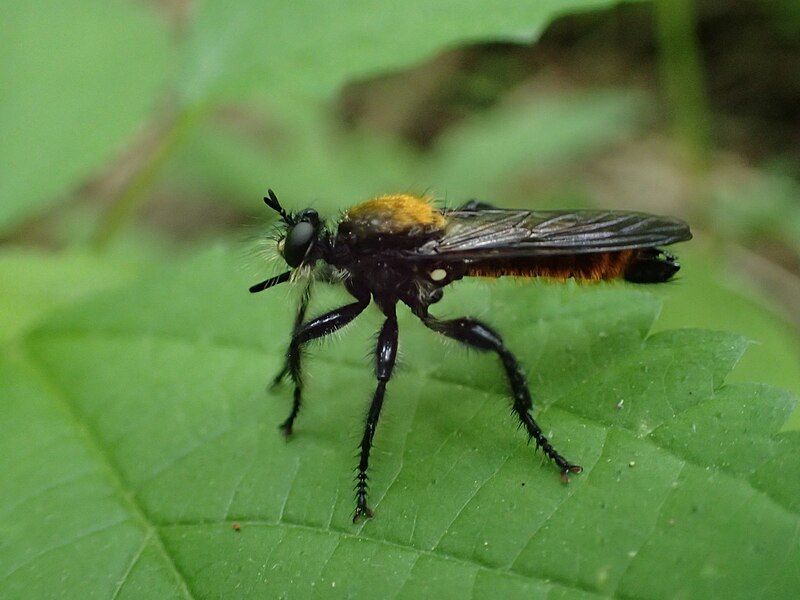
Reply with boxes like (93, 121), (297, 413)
(21, 345), (196, 599)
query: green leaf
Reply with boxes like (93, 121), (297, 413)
(709, 169), (800, 257)
(652, 242), (800, 429)
(0, 0), (171, 233)
(3, 248), (798, 598)
(426, 90), (644, 200)
(0, 249), (143, 345)
(176, 0), (643, 105)
(167, 107), (422, 213)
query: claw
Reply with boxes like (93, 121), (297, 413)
(352, 504), (374, 523)
(278, 421), (293, 439)
(269, 365), (290, 391)
(270, 372), (288, 391)
(560, 464), (583, 484)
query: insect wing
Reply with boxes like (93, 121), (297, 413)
(415, 209), (692, 257)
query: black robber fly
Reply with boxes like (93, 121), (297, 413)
(250, 190), (692, 522)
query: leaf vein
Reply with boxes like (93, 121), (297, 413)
(23, 347), (197, 600)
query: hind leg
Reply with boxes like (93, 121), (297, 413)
(420, 314), (581, 478)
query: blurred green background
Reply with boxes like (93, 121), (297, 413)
(3, 0), (800, 597)
(4, 0), (799, 419)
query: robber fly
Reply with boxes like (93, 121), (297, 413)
(250, 190), (692, 522)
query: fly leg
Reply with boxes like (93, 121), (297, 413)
(353, 304), (398, 522)
(280, 294), (369, 437)
(271, 282), (312, 389)
(457, 199), (496, 211)
(420, 314), (582, 479)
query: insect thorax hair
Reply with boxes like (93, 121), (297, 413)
(313, 262), (349, 285)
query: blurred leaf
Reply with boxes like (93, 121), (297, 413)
(0, 0), (171, 233)
(0, 249), (143, 345)
(771, 0), (800, 39)
(3, 248), (798, 598)
(176, 0), (644, 105)
(167, 90), (642, 213)
(426, 90), (645, 200)
(709, 169), (800, 256)
(90, 0), (647, 247)
(167, 107), (422, 214)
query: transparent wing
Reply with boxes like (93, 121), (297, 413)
(412, 209), (692, 258)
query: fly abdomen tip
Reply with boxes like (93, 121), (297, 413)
(624, 249), (680, 284)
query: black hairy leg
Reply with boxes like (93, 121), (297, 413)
(353, 303), (399, 522)
(420, 313), (582, 479)
(457, 199), (496, 211)
(281, 293), (369, 437)
(271, 282), (313, 388)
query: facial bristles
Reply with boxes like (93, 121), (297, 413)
(290, 264), (314, 284)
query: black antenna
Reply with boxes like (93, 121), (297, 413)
(263, 189), (293, 224)
(249, 270), (292, 293)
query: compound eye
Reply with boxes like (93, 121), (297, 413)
(284, 221), (316, 267)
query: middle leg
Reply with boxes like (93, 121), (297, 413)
(421, 314), (582, 479)
(353, 304), (399, 522)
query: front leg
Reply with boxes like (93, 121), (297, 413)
(280, 294), (369, 436)
(271, 282), (312, 388)
(421, 314), (582, 479)
(353, 304), (399, 522)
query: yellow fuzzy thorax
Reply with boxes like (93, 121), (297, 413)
(342, 194), (446, 234)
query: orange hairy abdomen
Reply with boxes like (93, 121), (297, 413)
(466, 251), (636, 281)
